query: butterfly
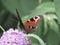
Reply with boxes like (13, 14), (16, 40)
(16, 9), (42, 33)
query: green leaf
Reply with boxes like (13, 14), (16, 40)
(48, 19), (59, 34)
(22, 2), (55, 22)
(26, 34), (45, 45)
(54, 0), (60, 21)
(43, 15), (48, 35)
(46, 14), (59, 35)
(47, 29), (60, 45)
(42, 0), (53, 3)
(30, 2), (55, 16)
(46, 14), (60, 45)
(2, 0), (39, 16)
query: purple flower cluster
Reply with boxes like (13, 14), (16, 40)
(0, 28), (31, 45)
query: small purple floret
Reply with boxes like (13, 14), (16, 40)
(0, 28), (31, 45)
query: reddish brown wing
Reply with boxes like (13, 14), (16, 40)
(24, 16), (42, 33)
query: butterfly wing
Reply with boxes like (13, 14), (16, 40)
(24, 16), (42, 33)
(16, 9), (27, 33)
(16, 9), (42, 33)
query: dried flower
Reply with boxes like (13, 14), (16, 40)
(0, 28), (31, 45)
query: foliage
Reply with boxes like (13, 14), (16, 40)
(0, 0), (60, 45)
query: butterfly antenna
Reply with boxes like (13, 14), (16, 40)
(16, 9), (27, 33)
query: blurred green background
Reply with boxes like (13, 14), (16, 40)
(0, 0), (60, 45)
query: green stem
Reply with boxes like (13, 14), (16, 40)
(0, 25), (5, 32)
(25, 34), (45, 45)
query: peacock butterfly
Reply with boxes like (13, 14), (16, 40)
(16, 9), (42, 33)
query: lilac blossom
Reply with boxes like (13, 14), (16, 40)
(0, 28), (31, 45)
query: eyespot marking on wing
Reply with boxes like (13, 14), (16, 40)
(29, 26), (37, 30)
(35, 16), (38, 19)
